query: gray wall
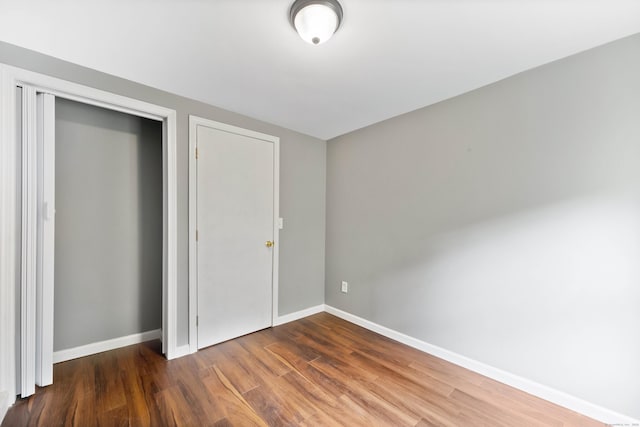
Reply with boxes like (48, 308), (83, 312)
(280, 138), (326, 312)
(0, 41), (327, 348)
(326, 33), (640, 418)
(54, 99), (162, 351)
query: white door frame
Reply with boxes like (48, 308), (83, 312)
(0, 64), (18, 418)
(188, 115), (280, 354)
(0, 63), (179, 403)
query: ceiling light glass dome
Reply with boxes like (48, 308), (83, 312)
(290, 0), (343, 45)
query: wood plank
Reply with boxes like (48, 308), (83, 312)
(2, 313), (604, 426)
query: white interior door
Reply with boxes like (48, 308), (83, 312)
(35, 92), (54, 387)
(20, 87), (55, 396)
(20, 85), (37, 397)
(196, 123), (276, 349)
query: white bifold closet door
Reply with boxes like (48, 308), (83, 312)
(20, 86), (55, 397)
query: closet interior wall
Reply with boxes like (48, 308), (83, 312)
(54, 98), (163, 353)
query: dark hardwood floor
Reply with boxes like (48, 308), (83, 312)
(3, 313), (602, 426)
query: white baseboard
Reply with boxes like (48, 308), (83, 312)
(53, 329), (162, 363)
(274, 304), (325, 326)
(324, 305), (638, 425)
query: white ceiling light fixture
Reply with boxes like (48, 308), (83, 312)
(289, 0), (343, 45)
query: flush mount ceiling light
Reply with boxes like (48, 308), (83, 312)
(289, 0), (343, 45)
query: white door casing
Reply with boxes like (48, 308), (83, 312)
(189, 116), (280, 351)
(0, 62), (17, 420)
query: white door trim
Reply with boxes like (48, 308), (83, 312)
(188, 115), (280, 354)
(0, 62), (179, 402)
(0, 64), (17, 419)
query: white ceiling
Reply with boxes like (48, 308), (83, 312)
(1, 1), (639, 140)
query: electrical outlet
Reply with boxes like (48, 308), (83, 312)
(341, 281), (348, 293)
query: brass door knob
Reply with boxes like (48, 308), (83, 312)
(265, 240), (274, 248)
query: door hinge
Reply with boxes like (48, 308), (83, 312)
(195, 147), (199, 159)
(196, 229), (199, 241)
(196, 316), (199, 327)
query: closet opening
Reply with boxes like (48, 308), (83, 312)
(3, 64), (178, 400)
(52, 98), (163, 364)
